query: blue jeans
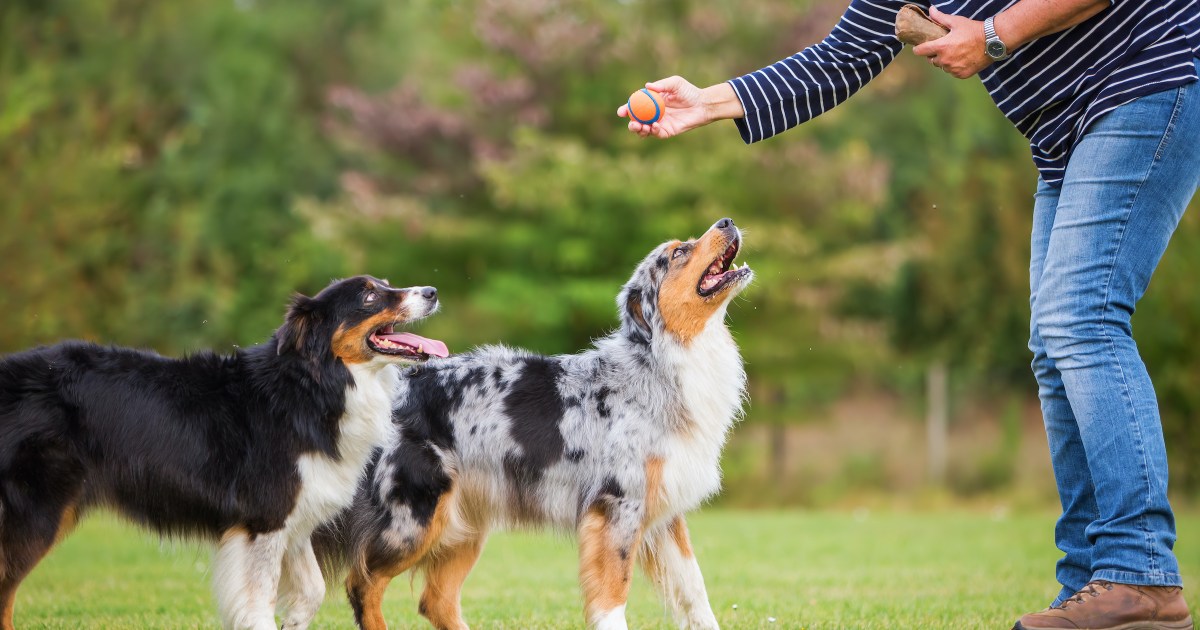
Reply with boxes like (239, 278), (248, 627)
(1028, 59), (1200, 606)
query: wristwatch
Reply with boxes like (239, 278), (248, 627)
(983, 16), (1009, 60)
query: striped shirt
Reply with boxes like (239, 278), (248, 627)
(729, 0), (1200, 186)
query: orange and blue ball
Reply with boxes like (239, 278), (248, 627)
(627, 88), (663, 125)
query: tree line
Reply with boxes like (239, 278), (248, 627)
(3, 0), (1197, 495)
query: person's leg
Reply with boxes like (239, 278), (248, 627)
(1032, 74), (1200, 591)
(1028, 177), (1097, 606)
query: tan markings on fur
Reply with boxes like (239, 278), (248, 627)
(418, 537), (485, 630)
(0, 581), (15, 630)
(635, 516), (694, 596)
(365, 487), (458, 579)
(637, 536), (666, 588)
(331, 308), (411, 365)
(644, 457), (664, 523)
(353, 487), (459, 630)
(0, 501), (82, 630)
(578, 506), (639, 620)
(218, 525), (247, 544)
(0, 585), (14, 630)
(667, 515), (693, 559)
(52, 504), (79, 547)
(454, 477), (492, 533)
(658, 230), (733, 345)
(0, 555), (5, 624)
(347, 570), (393, 630)
(628, 289), (650, 331)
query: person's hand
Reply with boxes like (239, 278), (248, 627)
(617, 76), (715, 139)
(911, 6), (992, 79)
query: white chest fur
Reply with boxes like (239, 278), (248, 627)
(288, 363), (396, 535)
(659, 318), (745, 514)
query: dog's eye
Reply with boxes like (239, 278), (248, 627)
(672, 246), (688, 259)
(364, 292), (378, 304)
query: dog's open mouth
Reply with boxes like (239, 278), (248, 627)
(697, 237), (751, 297)
(368, 324), (449, 360)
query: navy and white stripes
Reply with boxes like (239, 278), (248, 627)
(729, 0), (1200, 187)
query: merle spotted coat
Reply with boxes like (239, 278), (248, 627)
(317, 219), (754, 630)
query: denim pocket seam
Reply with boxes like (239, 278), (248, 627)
(1153, 86), (1187, 162)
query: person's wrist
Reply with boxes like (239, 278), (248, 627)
(983, 16), (1009, 60)
(991, 12), (1022, 51)
(701, 83), (744, 122)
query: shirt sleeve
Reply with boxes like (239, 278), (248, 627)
(729, 0), (913, 143)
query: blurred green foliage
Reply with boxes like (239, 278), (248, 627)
(2, 0), (1197, 495)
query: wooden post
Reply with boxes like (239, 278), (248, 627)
(927, 361), (948, 485)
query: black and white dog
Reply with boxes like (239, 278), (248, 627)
(0, 275), (447, 630)
(317, 218), (753, 630)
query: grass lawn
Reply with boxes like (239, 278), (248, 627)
(12, 509), (1199, 629)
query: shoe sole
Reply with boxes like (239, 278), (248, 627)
(1014, 617), (1193, 630)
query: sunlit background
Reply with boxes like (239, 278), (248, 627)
(4, 0), (1199, 512)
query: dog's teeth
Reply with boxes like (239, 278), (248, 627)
(417, 344), (424, 354)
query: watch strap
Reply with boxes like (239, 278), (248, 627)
(984, 16), (998, 41)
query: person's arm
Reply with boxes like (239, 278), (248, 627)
(618, 0), (912, 141)
(616, 78), (745, 140)
(912, 0), (1109, 79)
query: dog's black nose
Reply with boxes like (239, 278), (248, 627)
(715, 218), (734, 229)
(421, 287), (438, 301)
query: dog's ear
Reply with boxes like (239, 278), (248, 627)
(621, 287), (653, 345)
(277, 293), (316, 357)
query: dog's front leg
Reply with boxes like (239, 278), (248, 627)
(213, 528), (288, 630)
(277, 538), (326, 630)
(640, 516), (719, 629)
(578, 500), (645, 630)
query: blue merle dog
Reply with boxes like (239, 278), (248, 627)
(316, 218), (753, 630)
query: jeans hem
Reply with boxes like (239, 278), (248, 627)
(1091, 569), (1184, 587)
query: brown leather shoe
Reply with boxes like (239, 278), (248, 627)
(1013, 580), (1194, 630)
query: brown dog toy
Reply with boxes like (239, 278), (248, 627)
(895, 4), (949, 46)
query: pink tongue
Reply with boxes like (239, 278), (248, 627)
(379, 332), (450, 358)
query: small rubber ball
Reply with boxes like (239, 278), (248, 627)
(627, 88), (663, 125)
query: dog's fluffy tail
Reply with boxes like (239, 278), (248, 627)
(313, 447), (386, 585)
(311, 509), (353, 585)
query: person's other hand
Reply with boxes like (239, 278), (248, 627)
(617, 76), (711, 139)
(911, 7), (992, 79)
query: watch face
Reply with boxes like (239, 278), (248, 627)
(987, 39), (1007, 58)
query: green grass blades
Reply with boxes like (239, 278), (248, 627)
(15, 510), (1200, 629)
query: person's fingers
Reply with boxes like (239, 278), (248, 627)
(627, 119), (668, 139)
(617, 103), (629, 118)
(927, 6), (952, 28)
(646, 75), (684, 95)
